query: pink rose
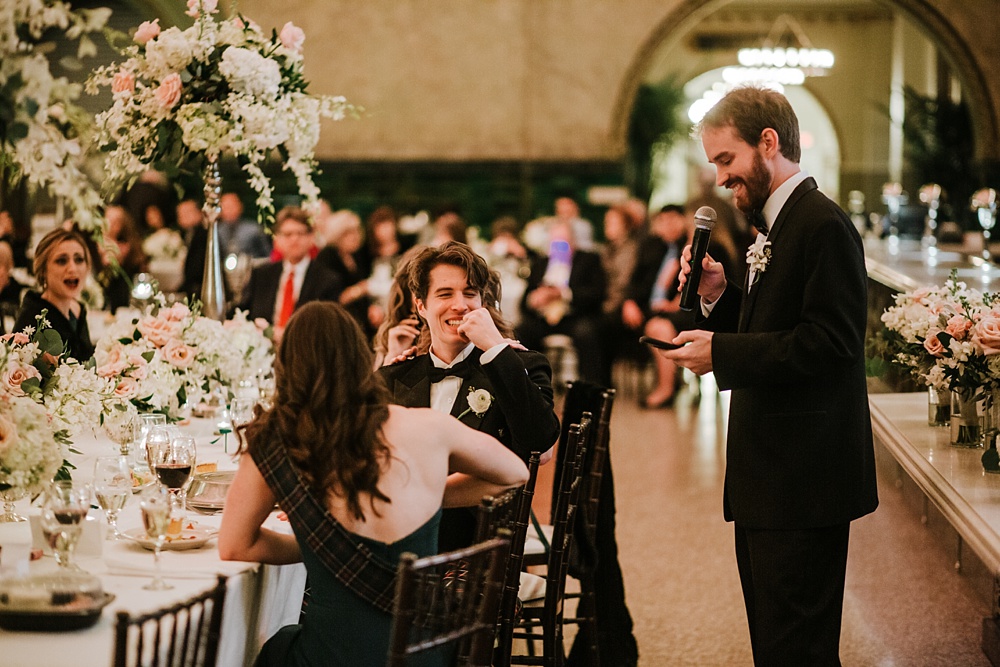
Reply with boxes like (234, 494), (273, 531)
(0, 414), (18, 458)
(112, 70), (135, 95)
(0, 332), (30, 346)
(163, 339), (196, 368)
(155, 73), (182, 109)
(977, 312), (1000, 354)
(134, 19), (160, 45)
(114, 377), (139, 399)
(137, 316), (178, 347)
(2, 365), (42, 396)
(186, 0), (218, 17)
(279, 22), (305, 53)
(162, 303), (191, 322)
(924, 332), (946, 357)
(254, 318), (270, 331)
(945, 315), (972, 341)
(97, 359), (128, 378)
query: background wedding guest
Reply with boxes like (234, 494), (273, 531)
(484, 215), (531, 328)
(378, 241), (560, 551)
(0, 210), (30, 269)
(364, 205), (407, 336)
(102, 205), (147, 313)
(517, 218), (607, 385)
(220, 301), (528, 667)
(315, 209), (375, 337)
(178, 198), (208, 298)
(524, 194), (595, 253)
(663, 86), (878, 665)
(0, 241), (27, 334)
(370, 245), (428, 368)
(237, 206), (342, 339)
(13, 227), (95, 360)
(218, 191), (272, 259)
(598, 204), (641, 387)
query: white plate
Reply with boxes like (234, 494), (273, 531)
(123, 526), (216, 551)
(130, 470), (155, 494)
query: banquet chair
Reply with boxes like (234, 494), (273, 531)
(474, 453), (542, 667)
(112, 574), (227, 667)
(386, 535), (509, 667)
(510, 420), (590, 667)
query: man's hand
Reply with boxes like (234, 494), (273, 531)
(458, 308), (506, 351)
(526, 285), (562, 311)
(678, 245), (727, 304)
(654, 329), (714, 375)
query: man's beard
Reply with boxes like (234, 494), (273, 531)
(728, 150), (771, 214)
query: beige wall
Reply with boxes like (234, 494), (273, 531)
(240, 0), (1000, 169)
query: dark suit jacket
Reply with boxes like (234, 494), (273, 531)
(700, 177), (878, 530)
(521, 249), (606, 320)
(237, 260), (343, 323)
(378, 345), (560, 549)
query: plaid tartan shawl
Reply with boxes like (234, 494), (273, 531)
(251, 437), (398, 614)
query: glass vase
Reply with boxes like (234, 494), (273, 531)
(950, 389), (984, 448)
(928, 386), (949, 426)
(201, 155), (226, 321)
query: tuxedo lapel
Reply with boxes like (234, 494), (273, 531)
(257, 263), (282, 321)
(391, 356), (433, 408)
(450, 350), (487, 430)
(739, 177), (819, 330)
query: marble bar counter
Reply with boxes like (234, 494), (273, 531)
(864, 236), (1000, 294)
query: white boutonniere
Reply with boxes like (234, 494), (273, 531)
(746, 236), (772, 284)
(458, 387), (493, 419)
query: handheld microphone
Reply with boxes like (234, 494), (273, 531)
(679, 206), (717, 311)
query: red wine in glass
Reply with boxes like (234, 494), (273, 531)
(154, 463), (192, 490)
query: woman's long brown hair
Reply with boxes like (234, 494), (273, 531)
(242, 302), (392, 521)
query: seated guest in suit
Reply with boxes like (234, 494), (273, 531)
(378, 241), (560, 551)
(220, 301), (528, 667)
(13, 228), (95, 360)
(517, 219), (607, 384)
(237, 207), (342, 339)
(218, 191), (272, 259)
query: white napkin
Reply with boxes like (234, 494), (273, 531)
(103, 549), (255, 579)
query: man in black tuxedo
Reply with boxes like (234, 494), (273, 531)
(378, 241), (560, 551)
(237, 207), (342, 337)
(659, 86), (878, 666)
(517, 218), (607, 384)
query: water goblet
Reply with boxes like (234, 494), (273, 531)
(139, 485), (174, 591)
(142, 425), (174, 470)
(93, 456), (131, 540)
(39, 481), (91, 571)
(257, 376), (276, 411)
(150, 436), (196, 515)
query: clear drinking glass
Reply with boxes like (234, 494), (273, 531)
(257, 376), (276, 411)
(143, 425), (174, 470)
(39, 481), (91, 571)
(140, 485), (174, 591)
(93, 456), (131, 540)
(150, 436), (196, 515)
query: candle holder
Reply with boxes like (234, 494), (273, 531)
(919, 183), (942, 248)
(972, 188), (997, 262)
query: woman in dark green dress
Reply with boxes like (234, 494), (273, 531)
(219, 302), (528, 667)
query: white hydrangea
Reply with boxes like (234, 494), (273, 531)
(219, 46), (281, 97)
(144, 26), (194, 77)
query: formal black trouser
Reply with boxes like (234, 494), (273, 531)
(734, 522), (850, 667)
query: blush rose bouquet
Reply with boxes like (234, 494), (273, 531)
(879, 270), (1000, 399)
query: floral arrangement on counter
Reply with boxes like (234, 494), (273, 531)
(878, 269), (1000, 400)
(0, 0), (109, 231)
(88, 0), (356, 230)
(95, 295), (273, 427)
(0, 312), (112, 488)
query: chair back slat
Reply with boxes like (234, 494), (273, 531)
(387, 536), (509, 667)
(112, 574), (227, 667)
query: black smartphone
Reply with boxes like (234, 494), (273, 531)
(640, 335), (684, 350)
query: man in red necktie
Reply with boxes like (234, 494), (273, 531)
(237, 207), (343, 339)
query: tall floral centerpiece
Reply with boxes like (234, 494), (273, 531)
(0, 0), (108, 231)
(879, 271), (1000, 447)
(95, 295), (273, 437)
(89, 0), (354, 319)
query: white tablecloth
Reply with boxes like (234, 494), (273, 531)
(0, 417), (306, 667)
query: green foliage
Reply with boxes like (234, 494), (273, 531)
(626, 76), (690, 200)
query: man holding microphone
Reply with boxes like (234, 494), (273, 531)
(653, 86), (878, 666)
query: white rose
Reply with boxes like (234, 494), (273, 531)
(466, 388), (492, 416)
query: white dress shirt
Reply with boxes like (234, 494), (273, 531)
(428, 341), (509, 414)
(272, 257), (310, 324)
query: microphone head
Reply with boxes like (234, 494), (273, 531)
(693, 206), (717, 230)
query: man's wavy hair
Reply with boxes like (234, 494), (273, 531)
(698, 85), (801, 163)
(240, 302), (392, 521)
(407, 241), (514, 338)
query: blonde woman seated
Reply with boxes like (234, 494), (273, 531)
(219, 301), (528, 667)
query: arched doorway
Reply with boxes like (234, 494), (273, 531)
(614, 0), (997, 210)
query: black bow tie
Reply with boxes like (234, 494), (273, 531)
(749, 210), (769, 236)
(428, 358), (474, 383)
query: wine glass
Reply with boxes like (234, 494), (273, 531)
(136, 414), (168, 464)
(257, 376), (276, 411)
(93, 456), (131, 540)
(139, 485), (174, 591)
(39, 481), (91, 571)
(142, 425), (174, 470)
(229, 398), (255, 430)
(150, 436), (196, 515)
